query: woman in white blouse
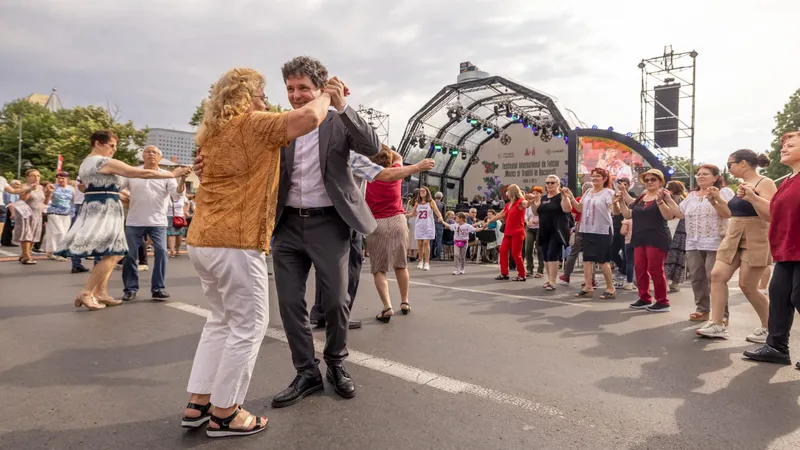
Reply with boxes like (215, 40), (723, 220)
(663, 164), (734, 323)
(562, 168), (617, 299)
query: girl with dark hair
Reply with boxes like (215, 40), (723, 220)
(407, 186), (443, 271)
(663, 180), (688, 293)
(695, 149), (775, 341)
(563, 168), (617, 299)
(664, 165), (735, 323)
(744, 132), (800, 366)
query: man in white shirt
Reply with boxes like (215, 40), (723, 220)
(120, 146), (185, 301)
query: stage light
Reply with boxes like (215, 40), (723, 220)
(626, 132), (633, 138)
(656, 154), (663, 161)
(486, 127), (493, 135)
(465, 117), (472, 124)
(533, 128), (540, 137)
(506, 111), (513, 119)
(575, 127), (581, 130)
(450, 148), (459, 157)
(512, 113), (518, 121)
(492, 130), (500, 139)
(592, 125), (598, 130)
(410, 137), (417, 147)
(552, 124), (560, 135)
(419, 136), (426, 149)
(666, 167), (675, 175)
(608, 127), (614, 131)
(522, 117), (529, 128)
(461, 152), (467, 160)
(500, 134), (512, 146)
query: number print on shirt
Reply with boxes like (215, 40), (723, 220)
(418, 210), (428, 220)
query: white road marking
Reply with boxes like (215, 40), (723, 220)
(388, 278), (593, 308)
(166, 301), (567, 419)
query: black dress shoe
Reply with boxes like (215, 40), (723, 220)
(348, 320), (362, 330)
(796, 361), (800, 370)
(271, 372), (324, 408)
(122, 291), (137, 302)
(151, 289), (170, 300)
(326, 365), (356, 399)
(743, 345), (791, 365)
(311, 318), (326, 329)
(71, 266), (89, 274)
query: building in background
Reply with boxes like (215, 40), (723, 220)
(25, 88), (63, 112)
(144, 128), (196, 165)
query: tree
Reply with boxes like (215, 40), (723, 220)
(662, 155), (693, 187)
(763, 89), (800, 181)
(0, 99), (146, 181)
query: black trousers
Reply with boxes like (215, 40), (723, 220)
(311, 229), (362, 321)
(766, 261), (800, 354)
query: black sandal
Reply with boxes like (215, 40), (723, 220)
(544, 283), (556, 291)
(206, 407), (268, 438)
(495, 275), (510, 280)
(599, 291), (617, 299)
(181, 402), (213, 428)
(574, 290), (593, 298)
(512, 277), (526, 282)
(376, 308), (393, 323)
(400, 302), (411, 315)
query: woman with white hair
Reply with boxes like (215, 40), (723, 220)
(531, 175), (572, 290)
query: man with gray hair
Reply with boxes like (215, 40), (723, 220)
(120, 145), (186, 301)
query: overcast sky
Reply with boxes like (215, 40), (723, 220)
(1, 0), (797, 168)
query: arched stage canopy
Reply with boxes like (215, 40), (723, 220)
(399, 74), (579, 200)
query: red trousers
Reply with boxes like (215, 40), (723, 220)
(500, 232), (526, 278)
(634, 245), (669, 305)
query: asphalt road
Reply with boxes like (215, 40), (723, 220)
(1, 256), (799, 450)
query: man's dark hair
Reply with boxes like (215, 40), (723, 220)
(281, 56), (329, 89)
(90, 129), (118, 147)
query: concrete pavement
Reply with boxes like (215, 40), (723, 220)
(1, 256), (799, 449)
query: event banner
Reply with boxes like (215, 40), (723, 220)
(576, 136), (652, 194)
(463, 124), (568, 201)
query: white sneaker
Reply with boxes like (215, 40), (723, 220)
(696, 323), (729, 339)
(746, 327), (768, 344)
(138, 264), (149, 272)
(459, 270), (466, 275)
(453, 270), (460, 275)
(423, 262), (430, 271)
(417, 262), (424, 270)
(623, 283), (635, 291)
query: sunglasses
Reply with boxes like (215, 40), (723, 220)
(726, 161), (736, 169)
(643, 178), (660, 183)
(545, 181), (557, 185)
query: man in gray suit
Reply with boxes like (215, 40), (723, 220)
(270, 57), (380, 408)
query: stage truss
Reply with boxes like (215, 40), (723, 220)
(356, 105), (389, 144)
(637, 45), (698, 187)
(398, 75), (577, 199)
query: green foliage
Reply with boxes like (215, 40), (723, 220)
(763, 89), (800, 181)
(189, 83), (285, 128)
(661, 155), (693, 186)
(0, 99), (146, 182)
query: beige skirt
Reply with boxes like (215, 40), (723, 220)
(366, 214), (409, 274)
(716, 217), (771, 267)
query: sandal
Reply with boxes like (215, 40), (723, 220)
(181, 402), (213, 428)
(689, 312), (709, 322)
(400, 302), (411, 315)
(206, 407), (267, 438)
(599, 291), (616, 300)
(543, 283), (556, 291)
(534, 273), (544, 278)
(575, 290), (593, 298)
(376, 308), (393, 323)
(21, 258), (37, 265)
(495, 274), (510, 280)
(512, 277), (526, 282)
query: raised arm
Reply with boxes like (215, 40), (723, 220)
(285, 92), (333, 141)
(100, 159), (190, 180)
(374, 158), (434, 182)
(560, 192), (572, 213)
(326, 78), (380, 157)
(663, 194), (683, 219)
(617, 197), (633, 219)
(740, 179), (776, 222)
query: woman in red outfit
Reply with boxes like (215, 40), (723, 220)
(744, 131), (800, 366)
(484, 184), (531, 281)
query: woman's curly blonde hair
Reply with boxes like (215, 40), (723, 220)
(196, 68), (264, 145)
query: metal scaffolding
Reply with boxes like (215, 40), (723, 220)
(356, 105), (390, 144)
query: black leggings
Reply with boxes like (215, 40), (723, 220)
(539, 232), (564, 262)
(766, 261), (800, 354)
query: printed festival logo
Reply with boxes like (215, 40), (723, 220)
(482, 160), (498, 174)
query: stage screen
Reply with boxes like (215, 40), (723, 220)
(462, 124), (568, 202)
(577, 136), (652, 195)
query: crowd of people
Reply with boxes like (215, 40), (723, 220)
(2, 54), (799, 440)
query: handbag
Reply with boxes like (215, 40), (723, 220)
(171, 202), (187, 229)
(455, 240), (466, 248)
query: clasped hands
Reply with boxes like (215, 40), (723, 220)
(322, 77), (350, 112)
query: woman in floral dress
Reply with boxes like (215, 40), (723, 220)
(56, 130), (189, 311)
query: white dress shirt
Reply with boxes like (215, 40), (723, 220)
(286, 105), (348, 209)
(119, 167), (181, 227)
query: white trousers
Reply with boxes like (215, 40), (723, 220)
(186, 246), (269, 408)
(43, 214), (71, 253)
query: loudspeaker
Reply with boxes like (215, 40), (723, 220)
(446, 182), (455, 189)
(654, 83), (680, 148)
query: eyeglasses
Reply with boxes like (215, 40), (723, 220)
(545, 181), (557, 185)
(643, 178), (659, 183)
(726, 161), (736, 169)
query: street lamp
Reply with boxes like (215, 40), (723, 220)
(0, 114), (23, 178)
